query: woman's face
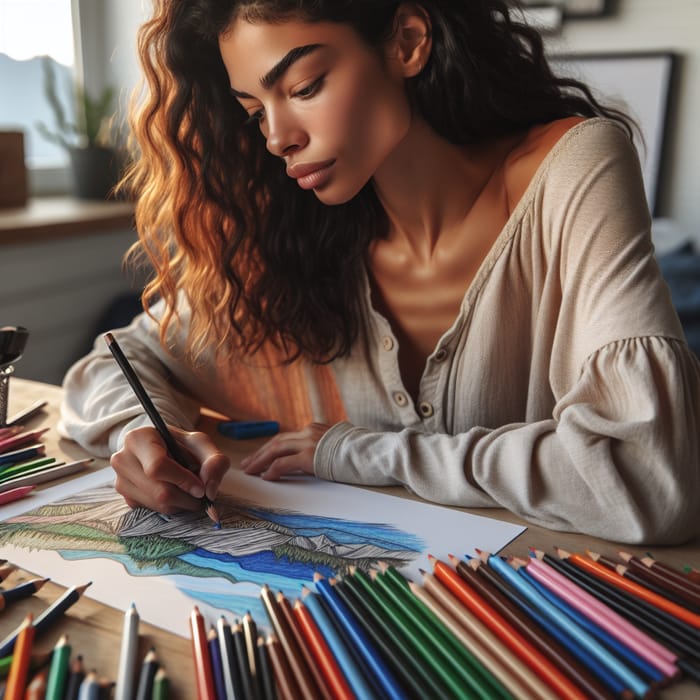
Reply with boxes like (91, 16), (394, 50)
(219, 16), (413, 205)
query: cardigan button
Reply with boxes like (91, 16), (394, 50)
(393, 392), (408, 407)
(418, 401), (434, 418)
(434, 348), (448, 362)
(382, 336), (395, 351)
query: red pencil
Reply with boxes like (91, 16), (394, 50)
(293, 597), (355, 700)
(189, 606), (216, 700)
(429, 555), (587, 699)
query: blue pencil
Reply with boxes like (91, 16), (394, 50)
(313, 573), (406, 700)
(207, 625), (227, 700)
(481, 552), (652, 699)
(0, 443), (46, 469)
(300, 586), (376, 700)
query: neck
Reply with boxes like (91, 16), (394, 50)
(371, 117), (517, 262)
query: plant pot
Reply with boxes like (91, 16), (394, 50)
(68, 146), (122, 200)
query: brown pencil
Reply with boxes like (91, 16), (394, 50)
(641, 556), (700, 592)
(260, 585), (313, 699)
(276, 591), (333, 700)
(620, 553), (700, 609)
(456, 557), (614, 700)
(265, 633), (296, 700)
(613, 563), (700, 613)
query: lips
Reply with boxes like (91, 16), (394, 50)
(285, 159), (336, 191)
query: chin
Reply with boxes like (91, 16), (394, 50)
(312, 180), (366, 206)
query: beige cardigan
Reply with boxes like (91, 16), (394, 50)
(59, 119), (700, 544)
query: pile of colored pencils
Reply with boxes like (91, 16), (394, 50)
(0, 426), (92, 502)
(189, 548), (700, 699)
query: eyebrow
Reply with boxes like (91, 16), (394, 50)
(230, 43), (323, 98)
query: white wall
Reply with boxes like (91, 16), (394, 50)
(545, 0), (700, 246)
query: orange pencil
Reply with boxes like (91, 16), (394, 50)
(293, 598), (355, 700)
(429, 555), (587, 700)
(189, 606), (216, 700)
(558, 549), (700, 629)
(4, 612), (35, 700)
(24, 666), (49, 700)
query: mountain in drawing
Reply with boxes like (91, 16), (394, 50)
(0, 485), (424, 583)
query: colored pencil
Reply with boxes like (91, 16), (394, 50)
(338, 572), (452, 700)
(617, 551), (700, 611)
(0, 484), (35, 505)
(256, 636), (277, 700)
(217, 615), (244, 700)
(77, 669), (100, 700)
(207, 626), (227, 700)
(300, 586), (376, 699)
(135, 647), (158, 700)
(430, 554), (585, 699)
(0, 458), (93, 492)
(0, 443), (45, 467)
(104, 332), (221, 527)
(115, 602), (140, 700)
(25, 666), (49, 700)
(242, 611), (263, 699)
(313, 573), (407, 700)
(519, 563), (665, 687)
(559, 548), (700, 628)
(5, 399), (48, 427)
(482, 551), (652, 698)
(152, 666), (169, 700)
(4, 612), (35, 700)
(292, 597), (356, 700)
(371, 566), (510, 700)
(276, 590), (333, 700)
(189, 606), (216, 700)
(63, 654), (85, 700)
(457, 557), (615, 700)
(45, 634), (71, 700)
(0, 456), (56, 481)
(0, 581), (92, 657)
(0, 428), (49, 454)
(0, 577), (48, 611)
(232, 620), (258, 700)
(614, 561), (700, 613)
(265, 633), (297, 700)
(259, 584), (312, 699)
(526, 554), (678, 675)
(0, 426), (23, 440)
(411, 576), (559, 700)
(640, 555), (700, 595)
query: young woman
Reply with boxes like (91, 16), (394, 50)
(60, 0), (700, 544)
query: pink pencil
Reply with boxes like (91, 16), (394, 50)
(0, 428), (50, 454)
(0, 485), (36, 505)
(526, 556), (679, 675)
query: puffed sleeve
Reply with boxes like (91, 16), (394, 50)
(314, 121), (700, 545)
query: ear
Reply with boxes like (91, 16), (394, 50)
(386, 3), (432, 78)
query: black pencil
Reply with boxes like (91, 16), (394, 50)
(104, 332), (220, 528)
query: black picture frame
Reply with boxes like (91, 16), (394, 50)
(549, 51), (676, 215)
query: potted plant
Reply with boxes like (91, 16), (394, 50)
(37, 56), (122, 200)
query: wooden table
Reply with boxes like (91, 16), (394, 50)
(2, 378), (699, 698)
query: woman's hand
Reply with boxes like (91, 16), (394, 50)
(240, 422), (331, 480)
(111, 425), (231, 512)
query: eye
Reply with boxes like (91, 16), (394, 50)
(292, 75), (325, 99)
(244, 108), (265, 125)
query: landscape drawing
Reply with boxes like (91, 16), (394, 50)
(0, 468), (525, 636)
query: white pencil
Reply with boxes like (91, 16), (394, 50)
(115, 602), (141, 700)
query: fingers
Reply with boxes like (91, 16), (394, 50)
(241, 423), (330, 480)
(111, 426), (230, 512)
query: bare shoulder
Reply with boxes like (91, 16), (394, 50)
(503, 116), (586, 211)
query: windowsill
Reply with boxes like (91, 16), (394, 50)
(0, 195), (134, 245)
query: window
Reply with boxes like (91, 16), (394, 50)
(0, 0), (75, 185)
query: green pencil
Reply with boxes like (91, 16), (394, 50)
(45, 634), (71, 700)
(152, 667), (170, 700)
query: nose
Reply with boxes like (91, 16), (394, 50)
(264, 108), (308, 158)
